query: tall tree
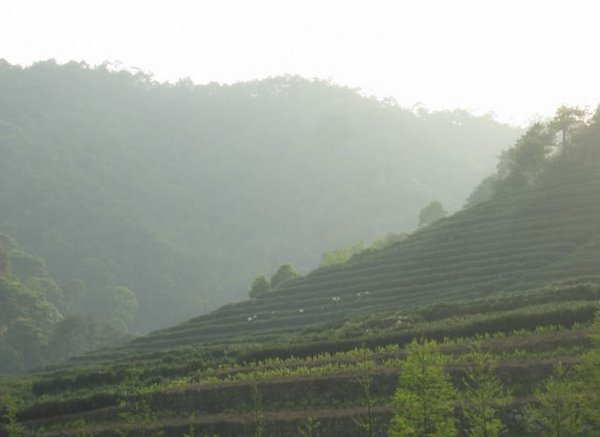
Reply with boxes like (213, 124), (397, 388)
(576, 311), (600, 430)
(548, 105), (587, 154)
(0, 394), (24, 437)
(461, 348), (510, 437)
(270, 264), (299, 289)
(353, 350), (378, 436)
(502, 123), (553, 187)
(389, 338), (458, 436)
(418, 201), (447, 228)
(526, 362), (584, 437)
(249, 275), (270, 298)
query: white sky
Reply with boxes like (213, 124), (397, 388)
(1, 0), (599, 125)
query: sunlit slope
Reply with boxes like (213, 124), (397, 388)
(126, 165), (600, 352)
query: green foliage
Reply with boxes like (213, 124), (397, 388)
(575, 311), (600, 429)
(485, 105), (599, 198)
(251, 385), (265, 437)
(526, 362), (584, 437)
(270, 264), (299, 289)
(548, 105), (587, 152)
(418, 201), (447, 228)
(3, 297), (600, 436)
(498, 123), (554, 189)
(60, 279), (88, 315)
(249, 275), (270, 298)
(49, 316), (125, 361)
(0, 245), (10, 278)
(590, 309), (600, 346)
(298, 417), (321, 437)
(353, 351), (378, 436)
(111, 286), (139, 332)
(1, 393), (25, 437)
(69, 419), (92, 437)
(183, 423), (195, 437)
(389, 338), (458, 437)
(9, 250), (48, 282)
(359, 232), (410, 255)
(0, 237), (130, 372)
(460, 347), (510, 437)
(0, 276), (57, 372)
(464, 174), (498, 208)
(320, 242), (365, 267)
(577, 348), (600, 431)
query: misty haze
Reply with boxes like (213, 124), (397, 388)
(1, 1), (600, 436)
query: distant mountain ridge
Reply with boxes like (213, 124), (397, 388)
(0, 60), (520, 332)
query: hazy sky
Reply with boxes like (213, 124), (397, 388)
(1, 0), (599, 125)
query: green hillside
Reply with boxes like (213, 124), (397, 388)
(114, 131), (600, 356)
(0, 60), (520, 332)
(1, 99), (599, 435)
(1, 106), (596, 435)
(2, 279), (600, 436)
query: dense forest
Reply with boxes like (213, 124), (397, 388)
(0, 60), (521, 332)
(0, 236), (131, 373)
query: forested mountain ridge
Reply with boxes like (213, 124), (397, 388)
(0, 59), (520, 332)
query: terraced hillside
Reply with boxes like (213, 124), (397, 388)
(3, 279), (600, 436)
(2, 109), (600, 436)
(0, 209), (599, 435)
(112, 162), (600, 356)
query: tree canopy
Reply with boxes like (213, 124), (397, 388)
(466, 105), (600, 206)
(418, 201), (447, 228)
(270, 264), (299, 289)
(0, 235), (130, 372)
(249, 275), (270, 298)
(390, 338), (457, 436)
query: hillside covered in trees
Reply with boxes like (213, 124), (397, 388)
(1, 105), (599, 436)
(0, 60), (520, 332)
(0, 236), (131, 373)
